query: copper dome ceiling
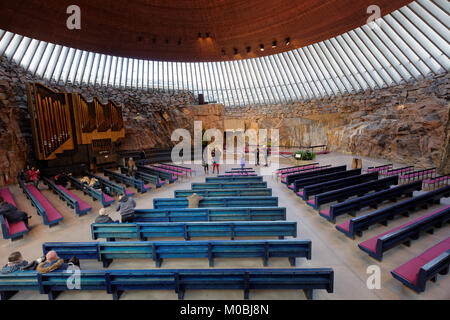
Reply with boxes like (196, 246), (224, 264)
(0, 0), (413, 62)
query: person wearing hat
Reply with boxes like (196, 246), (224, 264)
(95, 208), (116, 223)
(116, 194), (136, 223)
(186, 193), (203, 208)
(1, 252), (29, 274)
(36, 251), (69, 274)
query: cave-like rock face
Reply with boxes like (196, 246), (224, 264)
(0, 54), (448, 186)
(225, 72), (449, 174)
(0, 57), (226, 185)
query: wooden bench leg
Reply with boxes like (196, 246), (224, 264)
(289, 257), (296, 267)
(47, 290), (61, 300)
(102, 259), (113, 268)
(112, 290), (123, 300)
(177, 289), (185, 300)
(1, 291), (18, 300)
(303, 289), (313, 300)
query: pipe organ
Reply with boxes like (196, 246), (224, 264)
(27, 82), (125, 172)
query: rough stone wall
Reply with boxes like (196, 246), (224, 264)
(0, 56), (224, 185)
(225, 73), (449, 173)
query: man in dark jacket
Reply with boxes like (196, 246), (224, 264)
(95, 208), (116, 223)
(0, 196), (30, 227)
(116, 195), (136, 223)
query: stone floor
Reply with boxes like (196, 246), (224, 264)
(1, 152), (449, 300)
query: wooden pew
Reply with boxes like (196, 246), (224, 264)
(0, 268), (334, 300)
(284, 165), (345, 188)
(302, 172), (379, 202)
(86, 172), (135, 197)
(192, 181), (267, 190)
(133, 207), (286, 222)
(91, 221), (297, 241)
(319, 181), (422, 223)
(153, 196), (278, 209)
(293, 169), (362, 193)
(42, 176), (92, 216)
(391, 237), (450, 293)
(205, 176), (263, 183)
(66, 175), (115, 207)
(357, 205), (450, 261)
(43, 239), (312, 267)
(307, 176), (399, 210)
(337, 186), (450, 239)
(104, 169), (152, 193)
(137, 165), (177, 183)
(19, 180), (63, 227)
(0, 188), (29, 240)
(118, 167), (165, 188)
(174, 188), (272, 198)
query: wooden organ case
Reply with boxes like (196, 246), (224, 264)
(27, 82), (125, 174)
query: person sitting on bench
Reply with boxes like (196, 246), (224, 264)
(0, 196), (31, 228)
(1, 252), (29, 274)
(27, 167), (40, 189)
(95, 208), (116, 223)
(36, 251), (70, 273)
(187, 193), (203, 208)
(116, 195), (136, 223)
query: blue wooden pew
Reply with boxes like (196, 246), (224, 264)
(293, 169), (362, 193)
(19, 180), (63, 227)
(174, 188), (272, 198)
(307, 176), (399, 210)
(91, 221), (297, 241)
(285, 165), (346, 187)
(43, 239), (312, 267)
(133, 207), (286, 222)
(86, 173), (135, 197)
(337, 186), (450, 239)
(319, 181), (422, 223)
(192, 181), (267, 190)
(119, 167), (165, 188)
(205, 176), (263, 183)
(302, 172), (379, 202)
(104, 169), (152, 193)
(137, 165), (177, 183)
(66, 175), (115, 207)
(153, 196), (278, 209)
(42, 177), (92, 216)
(357, 205), (450, 261)
(391, 238), (450, 293)
(0, 268), (334, 300)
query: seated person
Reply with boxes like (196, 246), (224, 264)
(116, 195), (136, 223)
(95, 208), (115, 223)
(1, 252), (29, 274)
(54, 174), (69, 188)
(89, 177), (101, 189)
(0, 196), (31, 228)
(187, 193), (203, 208)
(36, 251), (69, 273)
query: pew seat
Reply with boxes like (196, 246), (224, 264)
(391, 237), (450, 293)
(0, 188), (29, 240)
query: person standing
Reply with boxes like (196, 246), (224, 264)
(212, 149), (221, 174)
(240, 154), (246, 169)
(255, 147), (260, 166)
(263, 145), (269, 167)
(27, 167), (40, 189)
(116, 194), (136, 223)
(127, 158), (137, 177)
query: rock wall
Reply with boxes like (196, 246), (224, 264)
(0, 56), (224, 185)
(225, 73), (449, 173)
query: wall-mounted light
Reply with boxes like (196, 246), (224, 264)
(260, 44), (264, 51)
(233, 48), (238, 55)
(285, 37), (290, 45)
(272, 40), (277, 48)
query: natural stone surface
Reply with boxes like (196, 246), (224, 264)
(225, 73), (449, 173)
(0, 56), (224, 185)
